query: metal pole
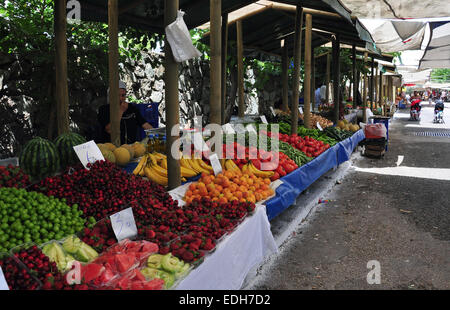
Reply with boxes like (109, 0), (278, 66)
(332, 34), (340, 124)
(291, 6), (303, 134)
(55, 0), (70, 135)
(304, 14), (312, 129)
(108, 0), (120, 146)
(221, 13), (228, 125)
(165, 0), (181, 190)
(236, 20), (244, 118)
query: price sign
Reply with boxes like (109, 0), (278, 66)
(245, 124), (257, 134)
(270, 107), (276, 116)
(209, 153), (222, 176)
(260, 115), (268, 124)
(222, 123), (236, 135)
(317, 122), (323, 131)
(73, 141), (105, 169)
(298, 107), (303, 114)
(0, 267), (9, 290)
(110, 207), (138, 242)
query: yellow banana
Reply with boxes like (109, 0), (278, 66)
(225, 159), (240, 172)
(133, 154), (148, 175)
(180, 157), (197, 171)
(198, 159), (214, 173)
(249, 162), (274, 178)
(148, 153), (157, 166)
(181, 166), (197, 178)
(181, 177), (187, 182)
(153, 152), (166, 160)
(144, 167), (168, 186)
(161, 158), (168, 169)
(151, 164), (168, 178)
(189, 158), (209, 174)
(242, 163), (250, 174)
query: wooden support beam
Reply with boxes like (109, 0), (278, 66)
(370, 57), (375, 104)
(282, 40), (289, 112)
(236, 20), (244, 118)
(363, 52), (368, 122)
(291, 6), (303, 134)
(55, 0), (70, 135)
(304, 13), (312, 129)
(352, 44), (357, 109)
(332, 34), (341, 124)
(379, 70), (383, 107)
(221, 13), (228, 124)
(108, 0), (120, 146)
(326, 52), (331, 105)
(165, 0), (181, 190)
(311, 45), (315, 112)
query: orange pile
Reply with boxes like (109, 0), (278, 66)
(184, 170), (274, 205)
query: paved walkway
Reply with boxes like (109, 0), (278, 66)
(248, 103), (450, 290)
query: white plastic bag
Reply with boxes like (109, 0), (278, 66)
(165, 10), (202, 63)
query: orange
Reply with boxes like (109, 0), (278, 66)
(222, 179), (231, 188)
(215, 185), (223, 192)
(224, 171), (233, 179)
(189, 183), (197, 191)
(239, 198), (247, 203)
(264, 178), (271, 185)
(212, 197), (219, 202)
(255, 192), (263, 201)
(201, 172), (210, 178)
(185, 190), (193, 197)
(242, 191), (249, 198)
(229, 184), (238, 193)
(238, 185), (247, 193)
(193, 189), (200, 196)
(199, 188), (208, 196)
(235, 191), (243, 199)
(247, 178), (254, 185)
(212, 190), (221, 197)
(219, 197), (228, 204)
(225, 192), (233, 201)
(249, 186), (256, 192)
(206, 183), (216, 192)
(203, 176), (212, 185)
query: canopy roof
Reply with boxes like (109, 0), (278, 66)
(78, 0), (255, 33)
(419, 21), (450, 69)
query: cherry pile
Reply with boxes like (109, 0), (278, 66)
(0, 254), (41, 290)
(0, 165), (30, 189)
(31, 161), (179, 221)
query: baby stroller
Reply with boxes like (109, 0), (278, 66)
(410, 99), (422, 121)
(433, 100), (445, 124)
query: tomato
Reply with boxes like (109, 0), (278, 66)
(270, 172), (280, 181)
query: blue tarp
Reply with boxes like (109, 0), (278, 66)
(265, 130), (365, 221)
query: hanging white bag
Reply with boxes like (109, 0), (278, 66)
(165, 10), (202, 63)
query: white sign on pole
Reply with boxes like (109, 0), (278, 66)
(270, 107), (276, 116)
(73, 141), (105, 169)
(245, 124), (257, 134)
(317, 122), (323, 131)
(0, 267), (9, 290)
(299, 107), (303, 114)
(110, 207), (138, 242)
(222, 123), (236, 135)
(260, 115), (268, 124)
(209, 153), (222, 176)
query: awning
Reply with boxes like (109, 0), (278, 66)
(419, 21), (450, 69)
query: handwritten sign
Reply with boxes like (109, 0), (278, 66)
(110, 207), (138, 242)
(317, 122), (323, 131)
(260, 115), (268, 124)
(270, 107), (276, 116)
(209, 153), (222, 176)
(73, 141), (105, 169)
(0, 267), (9, 290)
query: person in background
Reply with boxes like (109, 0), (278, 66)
(97, 80), (153, 144)
(314, 78), (327, 111)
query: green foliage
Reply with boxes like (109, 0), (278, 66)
(431, 69), (450, 83)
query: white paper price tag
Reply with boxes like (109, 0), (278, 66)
(110, 207), (138, 242)
(260, 115), (268, 124)
(317, 122), (323, 131)
(192, 132), (209, 152)
(73, 140), (105, 169)
(222, 123), (236, 135)
(0, 267), (9, 290)
(299, 107), (303, 114)
(270, 107), (276, 116)
(209, 153), (222, 176)
(245, 124), (257, 134)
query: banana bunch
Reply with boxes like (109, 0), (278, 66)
(224, 159), (240, 172)
(180, 155), (214, 176)
(242, 162), (274, 178)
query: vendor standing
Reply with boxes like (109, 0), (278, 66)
(97, 80), (153, 144)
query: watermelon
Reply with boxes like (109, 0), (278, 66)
(115, 254), (136, 273)
(19, 136), (60, 180)
(54, 132), (86, 168)
(143, 278), (165, 290)
(81, 263), (105, 283)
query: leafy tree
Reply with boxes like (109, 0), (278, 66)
(431, 69), (450, 83)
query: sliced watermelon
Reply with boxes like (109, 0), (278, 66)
(132, 269), (146, 282)
(114, 276), (130, 290)
(98, 268), (115, 285)
(130, 282), (145, 290)
(115, 254), (136, 273)
(140, 242), (159, 254)
(143, 278), (165, 290)
(81, 263), (105, 283)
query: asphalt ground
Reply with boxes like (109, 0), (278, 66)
(246, 102), (450, 290)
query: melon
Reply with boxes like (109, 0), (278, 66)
(19, 137), (60, 180)
(132, 142), (146, 158)
(103, 143), (117, 152)
(101, 149), (116, 164)
(54, 132), (86, 168)
(337, 120), (345, 129)
(121, 144), (135, 159)
(113, 147), (131, 166)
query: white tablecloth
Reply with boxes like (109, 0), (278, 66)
(175, 205), (278, 290)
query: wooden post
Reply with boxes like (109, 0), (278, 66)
(379, 71), (383, 107)
(332, 34), (340, 124)
(326, 52), (331, 106)
(55, 0), (70, 135)
(291, 6), (303, 134)
(352, 44), (357, 109)
(362, 52), (368, 122)
(281, 40), (289, 112)
(108, 0), (120, 146)
(311, 45), (315, 113)
(165, 0), (181, 190)
(370, 57), (375, 107)
(236, 20), (244, 118)
(304, 14), (312, 129)
(374, 67), (378, 109)
(221, 13), (228, 125)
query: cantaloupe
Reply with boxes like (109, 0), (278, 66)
(101, 149), (116, 163)
(121, 144), (135, 159)
(104, 143), (117, 152)
(132, 142), (146, 158)
(113, 147), (130, 166)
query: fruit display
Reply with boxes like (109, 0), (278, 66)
(104, 268), (165, 290)
(54, 132), (86, 168)
(0, 253), (42, 290)
(337, 119), (360, 132)
(79, 219), (117, 253)
(183, 170), (274, 205)
(279, 141), (313, 168)
(324, 126), (354, 141)
(62, 235), (99, 263)
(31, 160), (178, 221)
(299, 113), (334, 129)
(113, 147), (131, 166)
(19, 136), (60, 180)
(0, 187), (88, 252)
(0, 165), (30, 189)
(266, 131), (330, 158)
(42, 241), (76, 273)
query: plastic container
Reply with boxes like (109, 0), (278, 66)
(0, 252), (42, 290)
